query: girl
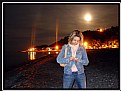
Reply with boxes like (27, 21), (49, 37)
(56, 30), (89, 89)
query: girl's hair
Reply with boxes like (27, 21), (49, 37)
(68, 30), (84, 45)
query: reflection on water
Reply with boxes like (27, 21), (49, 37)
(28, 48), (36, 60)
(28, 52), (36, 60)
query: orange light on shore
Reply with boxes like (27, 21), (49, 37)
(28, 48), (35, 51)
(99, 28), (103, 32)
(55, 51), (59, 54)
(84, 42), (88, 49)
(48, 52), (51, 54)
(55, 45), (59, 50)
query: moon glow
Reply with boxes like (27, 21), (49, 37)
(84, 13), (92, 22)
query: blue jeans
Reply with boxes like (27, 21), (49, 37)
(63, 72), (86, 89)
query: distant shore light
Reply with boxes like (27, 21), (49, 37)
(99, 28), (103, 32)
(55, 45), (59, 50)
(84, 42), (88, 49)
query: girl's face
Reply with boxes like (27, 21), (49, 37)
(71, 36), (80, 45)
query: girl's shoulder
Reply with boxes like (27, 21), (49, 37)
(79, 45), (86, 51)
(61, 44), (68, 49)
(80, 45), (85, 48)
(62, 44), (68, 47)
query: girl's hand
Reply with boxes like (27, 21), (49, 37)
(74, 58), (79, 62)
(69, 57), (78, 62)
(69, 57), (74, 61)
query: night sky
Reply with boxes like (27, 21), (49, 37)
(4, 3), (119, 52)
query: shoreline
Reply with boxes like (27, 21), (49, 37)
(4, 48), (119, 89)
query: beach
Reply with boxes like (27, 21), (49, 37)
(4, 48), (119, 90)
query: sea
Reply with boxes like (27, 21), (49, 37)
(3, 50), (44, 73)
(3, 48), (120, 73)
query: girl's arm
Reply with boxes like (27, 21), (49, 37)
(56, 45), (70, 64)
(78, 47), (89, 66)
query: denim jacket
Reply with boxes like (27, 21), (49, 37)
(56, 44), (89, 75)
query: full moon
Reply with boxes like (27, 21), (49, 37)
(84, 13), (92, 22)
